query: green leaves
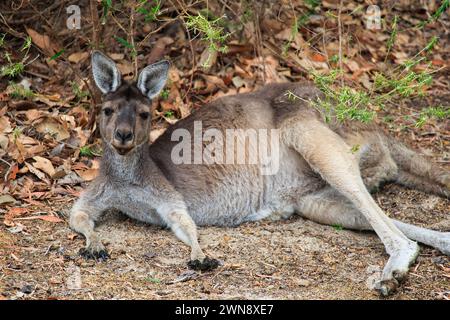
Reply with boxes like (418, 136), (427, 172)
(101, 0), (113, 25)
(49, 49), (65, 61)
(79, 146), (95, 158)
(137, 0), (161, 22)
(386, 15), (398, 60)
(114, 36), (133, 49)
(185, 13), (229, 54)
(415, 106), (450, 128)
(1, 62), (24, 78)
(114, 36), (137, 58)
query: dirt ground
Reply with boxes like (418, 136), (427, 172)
(1, 181), (449, 300)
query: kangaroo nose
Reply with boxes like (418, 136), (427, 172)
(115, 129), (133, 144)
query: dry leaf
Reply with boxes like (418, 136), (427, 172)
(0, 117), (12, 133)
(0, 195), (16, 205)
(25, 109), (43, 122)
(0, 134), (8, 150)
(25, 28), (59, 57)
(25, 162), (49, 182)
(68, 51), (89, 63)
(75, 168), (98, 182)
(57, 171), (84, 185)
(4, 207), (28, 222)
(34, 93), (70, 107)
(311, 53), (327, 63)
(117, 62), (134, 75)
(36, 215), (63, 223)
(35, 118), (70, 141)
(110, 53), (124, 61)
(32, 156), (56, 177)
(345, 60), (360, 73)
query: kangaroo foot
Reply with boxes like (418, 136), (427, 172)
(188, 257), (220, 271)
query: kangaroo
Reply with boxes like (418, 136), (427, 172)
(70, 51), (450, 296)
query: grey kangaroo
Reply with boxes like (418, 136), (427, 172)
(70, 51), (450, 296)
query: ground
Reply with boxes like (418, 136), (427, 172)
(1, 182), (449, 300)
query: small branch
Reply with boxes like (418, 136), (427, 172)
(89, 0), (99, 49)
(338, 0), (344, 87)
(130, 4), (138, 80)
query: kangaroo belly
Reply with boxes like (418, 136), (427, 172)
(178, 146), (323, 226)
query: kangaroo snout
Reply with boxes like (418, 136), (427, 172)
(113, 127), (134, 154)
(115, 129), (133, 144)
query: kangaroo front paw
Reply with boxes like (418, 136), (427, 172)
(79, 241), (110, 261)
(188, 257), (220, 271)
(79, 247), (110, 261)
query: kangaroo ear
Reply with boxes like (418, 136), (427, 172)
(91, 51), (122, 94)
(137, 60), (170, 100)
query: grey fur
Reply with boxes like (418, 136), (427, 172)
(92, 51), (121, 94)
(70, 54), (450, 296)
(137, 60), (170, 99)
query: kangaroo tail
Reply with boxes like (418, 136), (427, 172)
(387, 136), (449, 199)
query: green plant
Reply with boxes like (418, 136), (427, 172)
(71, 82), (90, 101)
(145, 277), (161, 284)
(385, 15), (398, 62)
(1, 60), (25, 78)
(8, 82), (35, 99)
(415, 106), (449, 128)
(160, 88), (169, 100)
(185, 12), (230, 55)
(350, 144), (360, 154)
(302, 31), (442, 124)
(1, 36), (32, 78)
(164, 110), (174, 118)
(329, 54), (339, 63)
(113, 36), (137, 58)
(21, 36), (32, 52)
(417, 0), (449, 28)
(0, 33), (5, 47)
(101, 0), (113, 25)
(332, 224), (343, 231)
(12, 127), (22, 140)
(137, 0), (161, 22)
(79, 146), (95, 158)
(308, 70), (375, 123)
(49, 49), (65, 61)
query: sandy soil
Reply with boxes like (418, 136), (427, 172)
(1, 182), (449, 300)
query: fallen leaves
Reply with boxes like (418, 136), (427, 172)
(35, 117), (71, 141)
(0, 194), (16, 205)
(25, 28), (60, 57)
(32, 156), (56, 178)
(68, 51), (89, 64)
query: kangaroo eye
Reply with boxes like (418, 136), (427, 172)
(139, 112), (150, 120)
(103, 108), (113, 116)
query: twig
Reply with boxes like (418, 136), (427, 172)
(89, 0), (100, 49)
(254, 1), (267, 83)
(169, 0), (196, 100)
(137, 19), (176, 49)
(338, 0), (344, 87)
(130, 4), (138, 80)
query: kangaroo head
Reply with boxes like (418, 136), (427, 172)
(91, 51), (169, 155)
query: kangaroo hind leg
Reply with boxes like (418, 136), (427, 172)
(281, 118), (419, 296)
